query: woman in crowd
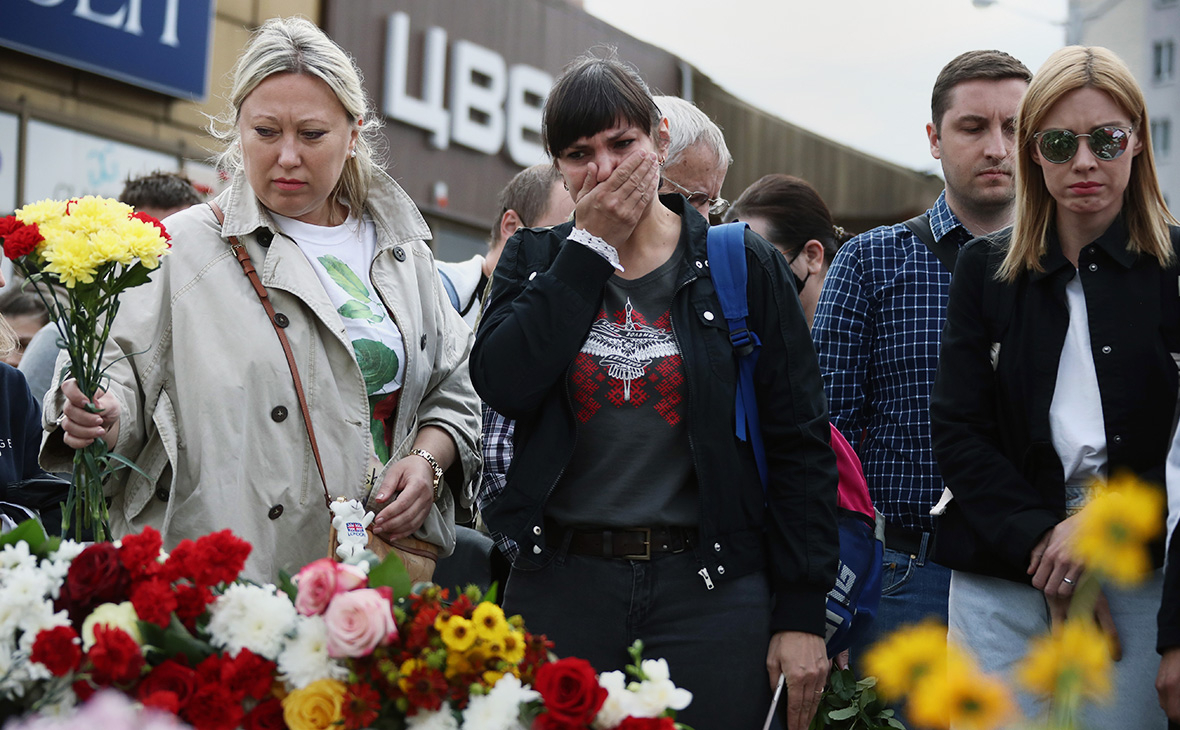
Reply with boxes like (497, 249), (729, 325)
(470, 54), (838, 730)
(931, 45), (1177, 726)
(725, 173), (851, 327)
(50, 17), (481, 581)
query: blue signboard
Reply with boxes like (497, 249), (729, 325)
(2, 0), (214, 100)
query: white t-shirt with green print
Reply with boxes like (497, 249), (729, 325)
(272, 212), (406, 398)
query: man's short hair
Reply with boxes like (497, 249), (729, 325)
(654, 95), (732, 170)
(118, 171), (203, 212)
(931, 50), (1032, 131)
(490, 164), (564, 243)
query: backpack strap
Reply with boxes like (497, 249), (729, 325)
(706, 222), (768, 489)
(904, 213), (959, 274)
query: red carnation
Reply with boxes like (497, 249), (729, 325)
(87, 625), (144, 686)
(241, 697), (284, 730)
(163, 539), (196, 582)
(616, 718), (676, 730)
(534, 657), (607, 729)
(182, 682), (244, 730)
(137, 659), (197, 711)
(30, 626), (82, 677)
(119, 526), (164, 578)
(189, 530), (251, 587)
(221, 648), (275, 702)
(131, 577), (179, 628)
(73, 678), (96, 703)
(2, 220), (43, 259)
(174, 582), (214, 629)
(0, 216), (18, 237)
(58, 543), (131, 624)
(140, 690), (181, 714)
(130, 211), (171, 242)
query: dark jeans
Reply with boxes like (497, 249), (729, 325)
(504, 548), (775, 730)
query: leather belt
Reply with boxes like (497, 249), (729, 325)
(545, 519), (697, 561)
(884, 523), (931, 556)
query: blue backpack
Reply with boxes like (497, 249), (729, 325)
(706, 222), (883, 657)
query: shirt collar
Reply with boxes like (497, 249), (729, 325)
(1030, 216), (1132, 281)
(927, 190), (973, 244)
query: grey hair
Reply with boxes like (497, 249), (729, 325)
(208, 16), (385, 213)
(653, 95), (732, 170)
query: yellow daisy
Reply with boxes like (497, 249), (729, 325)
(435, 615), (477, 653)
(909, 663), (1016, 730)
(498, 629), (526, 664)
(1016, 618), (1112, 700)
(862, 620), (953, 699)
(472, 602), (510, 643)
(1073, 472), (1163, 586)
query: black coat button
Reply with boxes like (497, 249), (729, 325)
(393, 247), (406, 261)
(420, 334), (428, 350)
(268, 504), (284, 520)
(155, 486), (169, 502)
(274, 313), (290, 328)
(256, 229), (274, 247)
(271, 406), (288, 422)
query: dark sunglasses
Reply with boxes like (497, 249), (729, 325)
(1033, 125), (1134, 164)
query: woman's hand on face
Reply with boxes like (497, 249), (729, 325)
(572, 149), (660, 248)
(370, 455), (435, 541)
(1028, 514), (1084, 598)
(59, 379), (120, 450)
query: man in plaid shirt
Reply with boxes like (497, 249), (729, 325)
(811, 51), (1030, 666)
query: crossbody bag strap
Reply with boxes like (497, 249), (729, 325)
(207, 202), (331, 510)
(904, 213), (959, 274)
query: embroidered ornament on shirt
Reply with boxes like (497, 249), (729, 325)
(581, 299), (679, 401)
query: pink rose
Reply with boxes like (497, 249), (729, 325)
(294, 559), (338, 616)
(323, 587), (397, 658)
(335, 563), (368, 594)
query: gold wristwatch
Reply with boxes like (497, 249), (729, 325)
(409, 448), (443, 501)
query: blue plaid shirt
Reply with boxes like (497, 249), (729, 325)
(811, 192), (974, 533)
(477, 404), (518, 560)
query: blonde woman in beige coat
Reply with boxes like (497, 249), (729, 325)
(45, 18), (481, 582)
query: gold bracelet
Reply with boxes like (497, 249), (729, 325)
(409, 448), (443, 501)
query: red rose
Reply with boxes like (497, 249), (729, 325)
(616, 718), (676, 730)
(119, 526), (164, 578)
(190, 530), (252, 587)
(2, 220), (42, 259)
(140, 690), (181, 714)
(30, 626), (82, 676)
(136, 659), (197, 711)
(220, 648), (275, 702)
(131, 577), (179, 627)
(241, 698), (284, 730)
(87, 625), (144, 686)
(130, 211), (171, 242)
(182, 682), (244, 730)
(534, 657), (607, 728)
(58, 543), (131, 624)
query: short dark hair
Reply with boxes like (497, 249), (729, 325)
(543, 51), (661, 159)
(725, 174), (850, 265)
(931, 50), (1031, 131)
(491, 164), (564, 243)
(118, 171), (203, 212)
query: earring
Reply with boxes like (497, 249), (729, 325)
(563, 180), (569, 191)
(350, 149), (357, 158)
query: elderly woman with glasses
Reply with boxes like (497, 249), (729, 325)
(471, 53), (838, 730)
(930, 45), (1178, 726)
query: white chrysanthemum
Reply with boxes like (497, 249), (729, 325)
(207, 583), (298, 661)
(461, 674), (537, 730)
(629, 659), (692, 716)
(0, 566), (55, 639)
(407, 703), (460, 730)
(593, 670), (637, 729)
(51, 541), (86, 562)
(0, 541), (36, 571)
(277, 615), (348, 689)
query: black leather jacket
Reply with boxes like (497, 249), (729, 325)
(470, 195), (839, 636)
(931, 221), (1180, 591)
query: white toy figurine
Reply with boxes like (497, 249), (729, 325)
(331, 497), (375, 563)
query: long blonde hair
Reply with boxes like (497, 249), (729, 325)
(1000, 46), (1176, 282)
(0, 316), (16, 360)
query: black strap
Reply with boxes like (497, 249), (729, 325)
(904, 214), (959, 274)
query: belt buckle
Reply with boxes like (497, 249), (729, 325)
(620, 527), (652, 560)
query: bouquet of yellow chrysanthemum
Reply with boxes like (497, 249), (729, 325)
(0, 196), (171, 541)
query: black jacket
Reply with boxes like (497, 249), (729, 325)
(931, 221), (1179, 596)
(470, 196), (839, 636)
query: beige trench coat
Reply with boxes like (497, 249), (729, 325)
(41, 171), (482, 582)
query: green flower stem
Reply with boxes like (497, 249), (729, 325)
(1049, 572), (1101, 729)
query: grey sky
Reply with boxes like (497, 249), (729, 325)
(583, 0), (1070, 176)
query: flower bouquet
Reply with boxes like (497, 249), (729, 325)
(0, 197), (172, 541)
(0, 520), (695, 730)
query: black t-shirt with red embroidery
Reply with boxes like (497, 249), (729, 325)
(547, 233), (698, 528)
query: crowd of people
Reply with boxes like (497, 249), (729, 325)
(2, 15), (1179, 730)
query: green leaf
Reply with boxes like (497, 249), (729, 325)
(138, 615), (214, 666)
(0, 519), (48, 553)
(367, 550), (412, 599)
(319, 255), (373, 301)
(353, 339), (399, 395)
(278, 570), (298, 603)
(827, 706), (859, 721)
(105, 451), (150, 480)
(338, 299), (381, 323)
(482, 581), (498, 605)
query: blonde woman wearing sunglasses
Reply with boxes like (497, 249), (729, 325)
(930, 46), (1179, 727)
